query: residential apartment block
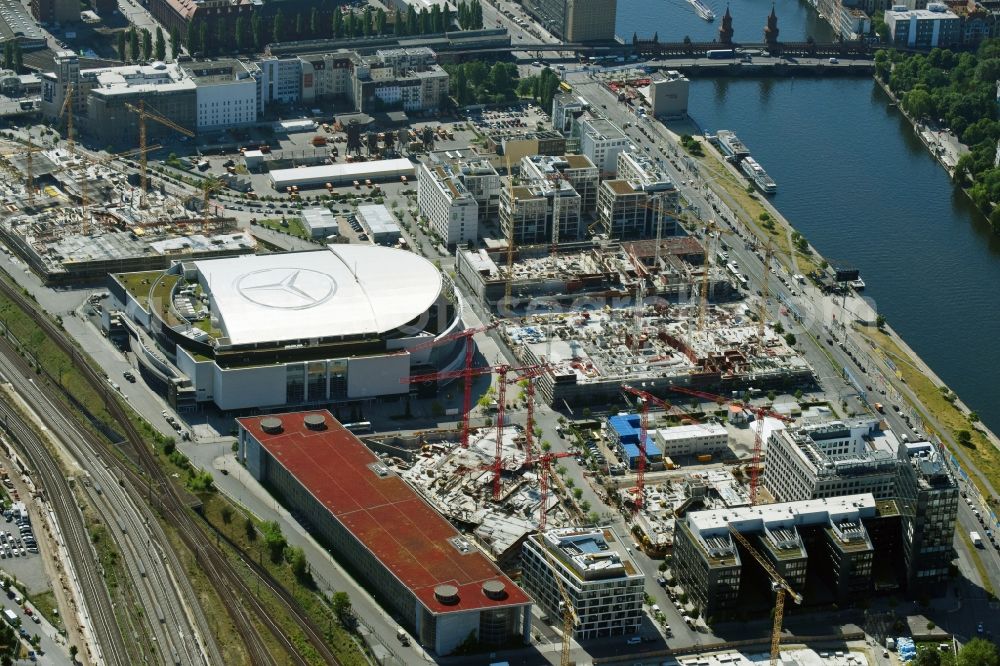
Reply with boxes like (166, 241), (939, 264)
(521, 527), (644, 640)
(885, 3), (961, 47)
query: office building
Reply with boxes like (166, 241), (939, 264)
(183, 60), (258, 132)
(498, 155), (587, 245)
(521, 527), (643, 639)
(895, 441), (959, 589)
(763, 418), (900, 503)
(522, 0), (618, 42)
(615, 151), (679, 235)
(885, 3), (961, 47)
(552, 92), (586, 135)
(417, 161), (479, 245)
(673, 494), (891, 617)
(428, 151), (503, 223)
(648, 71), (689, 119)
(578, 117), (629, 174)
(763, 418), (958, 591)
(238, 412), (532, 655)
(653, 423), (729, 458)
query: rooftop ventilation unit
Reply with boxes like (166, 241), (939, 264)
(260, 417), (283, 434)
(303, 413), (327, 430)
(433, 584), (460, 605)
(482, 580), (507, 600)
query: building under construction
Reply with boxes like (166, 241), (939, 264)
(455, 237), (733, 306)
(0, 143), (246, 283)
(389, 425), (577, 570)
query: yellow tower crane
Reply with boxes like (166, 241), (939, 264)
(728, 527), (803, 666)
(539, 539), (579, 666)
(199, 176), (225, 231)
(23, 138), (44, 205)
(757, 238), (776, 350)
(124, 100), (194, 208)
(697, 219), (738, 331)
(59, 84), (75, 156)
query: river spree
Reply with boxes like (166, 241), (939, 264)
(617, 3), (1000, 431)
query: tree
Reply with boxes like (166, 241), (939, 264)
(142, 28), (153, 61)
(784, 333), (797, 346)
(252, 13), (264, 52)
(392, 8), (402, 36)
(221, 506), (233, 524)
(573, 487), (583, 500)
(958, 639), (1000, 666)
(580, 499), (591, 513)
(904, 87), (933, 119)
(957, 429), (973, 446)
(273, 10), (285, 43)
(69, 645), (79, 662)
(262, 521), (286, 562)
(914, 649), (942, 666)
(295, 12), (304, 40)
(287, 546), (310, 584)
(169, 26), (180, 59)
(11, 44), (21, 75)
(129, 27), (140, 62)
(876, 313), (887, 330)
(118, 31), (128, 62)
(375, 7), (387, 34)
(332, 591), (352, 619)
(244, 516), (257, 542)
(199, 21), (209, 56)
(310, 7), (320, 39)
(235, 16), (247, 52)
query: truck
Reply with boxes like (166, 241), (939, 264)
(396, 627), (410, 646)
(971, 531), (983, 548)
(311, 135), (327, 147)
(696, 454), (713, 463)
(707, 49), (735, 59)
(3, 609), (15, 625)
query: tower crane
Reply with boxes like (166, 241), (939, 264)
(728, 526), (802, 666)
(21, 138), (43, 205)
(507, 363), (551, 467)
(399, 322), (499, 449)
(199, 176), (225, 231)
(538, 537), (578, 666)
(698, 219), (738, 331)
(503, 152), (517, 309)
(757, 238), (776, 349)
(59, 83), (75, 156)
(523, 451), (572, 529)
(620, 384), (674, 512)
(665, 385), (791, 505)
(124, 100), (194, 208)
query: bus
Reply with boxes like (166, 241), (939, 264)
(559, 81), (573, 93)
(707, 49), (735, 59)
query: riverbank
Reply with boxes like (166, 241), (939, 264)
(873, 75), (968, 176)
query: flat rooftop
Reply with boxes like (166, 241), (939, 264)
(239, 411), (531, 615)
(688, 493), (877, 538)
(193, 246), (441, 346)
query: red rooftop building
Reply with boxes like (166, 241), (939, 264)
(237, 410), (533, 656)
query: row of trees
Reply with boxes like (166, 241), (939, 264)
(117, 25), (175, 63)
(517, 67), (562, 113)
(1, 41), (23, 74)
(180, 0), (485, 58)
(913, 638), (998, 666)
(446, 61), (520, 106)
(876, 39), (1000, 231)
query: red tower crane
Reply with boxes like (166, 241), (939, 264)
(621, 384), (674, 512)
(522, 451), (573, 530)
(507, 364), (551, 467)
(401, 322), (498, 449)
(404, 360), (537, 500)
(665, 385), (792, 505)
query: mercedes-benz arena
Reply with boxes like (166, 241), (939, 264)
(111, 245), (465, 411)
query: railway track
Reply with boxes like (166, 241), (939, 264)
(0, 278), (341, 665)
(0, 349), (217, 666)
(0, 393), (129, 666)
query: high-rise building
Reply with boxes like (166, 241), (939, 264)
(29, 0), (77, 25)
(522, 0), (618, 42)
(521, 527), (644, 639)
(417, 162), (479, 245)
(578, 117), (629, 174)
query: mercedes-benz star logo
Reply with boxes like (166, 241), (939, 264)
(236, 268), (336, 310)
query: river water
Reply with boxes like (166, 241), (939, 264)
(617, 1), (1000, 431)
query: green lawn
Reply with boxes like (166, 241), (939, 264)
(257, 218), (311, 241)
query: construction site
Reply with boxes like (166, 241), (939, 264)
(0, 94), (241, 283)
(456, 237), (735, 306)
(386, 424), (579, 570)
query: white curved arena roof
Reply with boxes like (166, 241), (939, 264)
(194, 246), (442, 346)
